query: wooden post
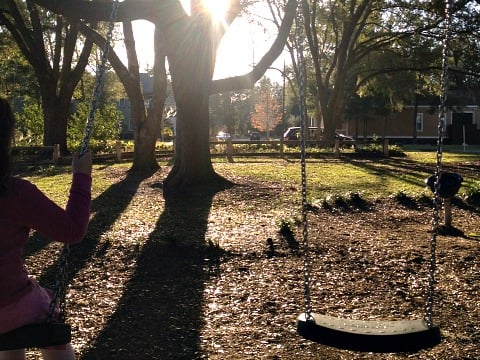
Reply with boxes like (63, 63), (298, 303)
(115, 140), (122, 162)
(444, 198), (452, 226)
(383, 138), (389, 158)
(334, 138), (340, 157)
(226, 138), (234, 163)
(52, 144), (60, 164)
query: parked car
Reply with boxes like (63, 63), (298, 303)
(216, 132), (231, 141)
(335, 132), (356, 147)
(283, 126), (356, 147)
(249, 131), (261, 140)
(283, 127), (318, 140)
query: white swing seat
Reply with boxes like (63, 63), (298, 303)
(0, 323), (71, 351)
(297, 313), (440, 352)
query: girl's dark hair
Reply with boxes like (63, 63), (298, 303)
(0, 98), (15, 193)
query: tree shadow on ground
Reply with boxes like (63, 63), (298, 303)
(81, 185), (229, 359)
(36, 170), (154, 290)
(343, 157), (434, 190)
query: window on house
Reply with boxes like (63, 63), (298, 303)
(416, 113), (424, 132)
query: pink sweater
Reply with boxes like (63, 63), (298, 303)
(0, 173), (91, 309)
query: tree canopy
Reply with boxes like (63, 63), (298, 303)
(28, 0), (297, 192)
(0, 0), (95, 152)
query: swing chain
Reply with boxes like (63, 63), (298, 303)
(48, 0), (119, 322)
(425, 0), (451, 328)
(48, 245), (70, 322)
(296, 5), (313, 321)
(80, 0), (120, 156)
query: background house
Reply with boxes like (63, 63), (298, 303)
(344, 104), (480, 145)
(117, 73), (177, 140)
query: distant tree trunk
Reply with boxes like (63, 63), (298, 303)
(129, 91), (159, 171)
(382, 114), (387, 139)
(314, 99), (322, 142)
(33, 22), (92, 155)
(80, 21), (162, 172)
(412, 94), (419, 143)
(124, 21), (161, 172)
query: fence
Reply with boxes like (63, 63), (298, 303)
(210, 138), (390, 159)
(12, 138), (391, 165)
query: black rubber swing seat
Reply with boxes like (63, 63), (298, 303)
(425, 172), (463, 199)
(297, 313), (441, 353)
(0, 323), (71, 351)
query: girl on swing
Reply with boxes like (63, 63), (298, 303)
(0, 98), (92, 360)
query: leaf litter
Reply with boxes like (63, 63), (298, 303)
(21, 164), (480, 359)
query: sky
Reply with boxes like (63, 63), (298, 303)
(114, 6), (289, 84)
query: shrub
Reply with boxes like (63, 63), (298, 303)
(391, 190), (418, 208)
(323, 193), (349, 210)
(156, 141), (174, 151)
(388, 145), (407, 157)
(355, 143), (383, 156)
(68, 102), (123, 153)
(463, 181), (480, 206)
(161, 127), (174, 141)
(319, 191), (368, 210)
(14, 101), (44, 145)
(354, 143), (406, 157)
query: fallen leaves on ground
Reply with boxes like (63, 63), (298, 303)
(22, 164), (480, 359)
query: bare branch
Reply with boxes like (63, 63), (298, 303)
(211, 0), (297, 94)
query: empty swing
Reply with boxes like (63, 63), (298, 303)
(0, 1), (119, 351)
(295, 0), (452, 353)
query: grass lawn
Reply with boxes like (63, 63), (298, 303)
(211, 151), (479, 201)
(24, 150), (479, 209)
(21, 146), (478, 202)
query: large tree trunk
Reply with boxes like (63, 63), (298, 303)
(164, 89), (222, 189)
(38, 64), (80, 154)
(42, 90), (70, 153)
(163, 14), (227, 192)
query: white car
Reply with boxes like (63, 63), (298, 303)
(216, 132), (231, 141)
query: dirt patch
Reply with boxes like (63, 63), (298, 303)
(23, 165), (480, 359)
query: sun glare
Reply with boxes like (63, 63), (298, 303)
(203, 0), (229, 22)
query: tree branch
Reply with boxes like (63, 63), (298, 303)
(211, 0), (297, 94)
(29, 0), (184, 24)
(78, 21), (130, 82)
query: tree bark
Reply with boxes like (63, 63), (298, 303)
(123, 21), (160, 172)
(163, 13), (226, 191)
(136, 22), (168, 172)
(41, 87), (69, 152)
